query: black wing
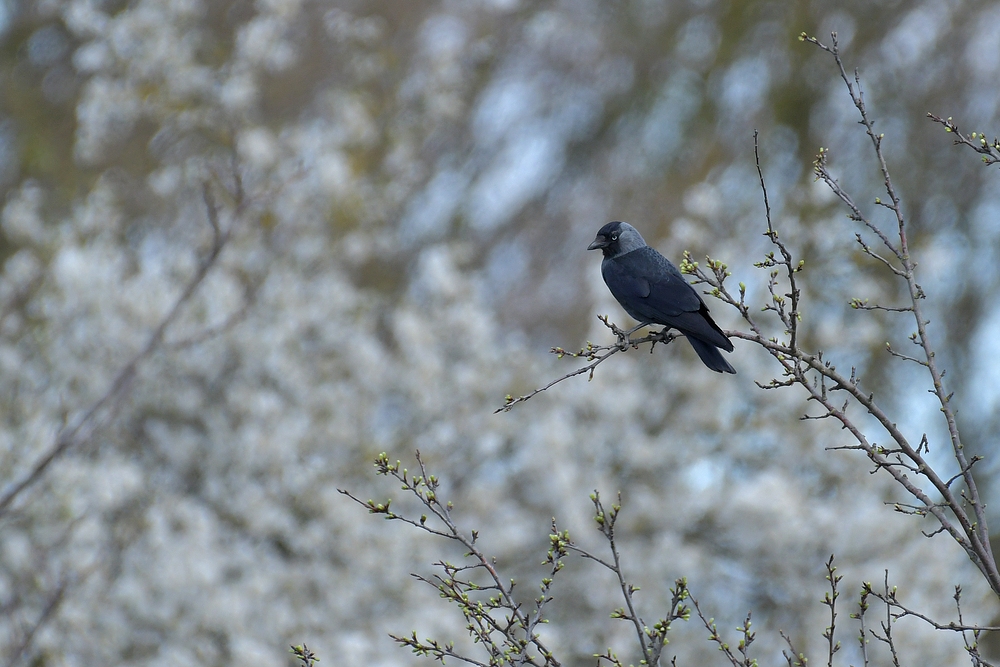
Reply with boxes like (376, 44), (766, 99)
(602, 247), (700, 318)
(603, 247), (732, 351)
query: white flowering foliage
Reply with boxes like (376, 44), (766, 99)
(0, 1), (998, 666)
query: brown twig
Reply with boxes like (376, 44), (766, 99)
(862, 579), (1000, 633)
(691, 597), (757, 667)
(567, 492), (650, 665)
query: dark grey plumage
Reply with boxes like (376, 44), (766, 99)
(588, 221), (736, 374)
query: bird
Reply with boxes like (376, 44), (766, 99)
(588, 221), (736, 374)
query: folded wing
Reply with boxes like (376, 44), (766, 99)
(602, 247), (733, 352)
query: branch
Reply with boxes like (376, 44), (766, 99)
(687, 184), (995, 591)
(927, 114), (1000, 168)
(496, 317), (679, 413)
(5, 575), (69, 667)
(802, 31), (998, 593)
(863, 580), (1000, 633)
(339, 452), (562, 667)
(164, 280), (258, 349)
(290, 645), (320, 667)
(822, 555), (842, 667)
(854, 583), (871, 667)
(780, 631), (807, 667)
(691, 598), (758, 667)
(565, 492), (690, 667)
(0, 181), (239, 519)
(569, 492), (650, 664)
(869, 573), (903, 667)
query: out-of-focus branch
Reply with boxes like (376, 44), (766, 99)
(0, 274), (43, 334)
(164, 280), (259, 350)
(496, 317), (679, 413)
(0, 180), (241, 519)
(5, 576), (68, 667)
(862, 579), (1000, 634)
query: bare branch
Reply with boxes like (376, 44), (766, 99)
(164, 281), (258, 350)
(848, 297), (912, 313)
(884, 343), (930, 367)
(5, 576), (69, 667)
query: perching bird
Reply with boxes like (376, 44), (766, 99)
(588, 221), (736, 374)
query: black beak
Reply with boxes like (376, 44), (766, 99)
(588, 236), (608, 251)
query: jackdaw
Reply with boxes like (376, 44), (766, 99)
(588, 221), (736, 374)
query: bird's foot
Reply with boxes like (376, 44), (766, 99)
(622, 323), (648, 348)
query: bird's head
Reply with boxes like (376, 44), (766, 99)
(587, 221), (647, 258)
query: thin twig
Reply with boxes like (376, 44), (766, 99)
(862, 579), (1000, 633)
(803, 31), (998, 593)
(780, 631), (807, 667)
(927, 114), (1000, 167)
(691, 596), (756, 667)
(565, 492), (650, 664)
(822, 555), (842, 667)
(496, 318), (678, 413)
(856, 584), (871, 667)
(339, 452), (562, 667)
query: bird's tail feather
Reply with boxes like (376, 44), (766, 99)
(669, 311), (734, 352)
(687, 336), (736, 374)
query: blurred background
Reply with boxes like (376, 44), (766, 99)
(1, 0), (1000, 665)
